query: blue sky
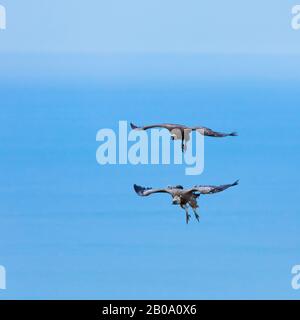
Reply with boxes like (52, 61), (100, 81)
(0, 0), (300, 53)
(0, 1), (300, 299)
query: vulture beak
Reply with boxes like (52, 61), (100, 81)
(172, 198), (180, 205)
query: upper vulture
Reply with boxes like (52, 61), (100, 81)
(130, 123), (237, 152)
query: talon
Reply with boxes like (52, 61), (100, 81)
(186, 214), (191, 224)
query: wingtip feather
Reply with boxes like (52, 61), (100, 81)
(133, 184), (140, 193)
(232, 180), (239, 186)
(133, 184), (146, 196)
(130, 122), (139, 130)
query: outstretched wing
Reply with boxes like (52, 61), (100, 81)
(192, 126), (238, 137)
(134, 184), (174, 197)
(188, 180), (239, 195)
(130, 123), (183, 131)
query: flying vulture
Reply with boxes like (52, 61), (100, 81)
(130, 123), (237, 152)
(134, 180), (239, 224)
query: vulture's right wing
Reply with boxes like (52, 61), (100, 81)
(131, 123), (170, 130)
(134, 184), (174, 197)
(130, 123), (184, 131)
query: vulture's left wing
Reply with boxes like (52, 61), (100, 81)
(192, 126), (238, 137)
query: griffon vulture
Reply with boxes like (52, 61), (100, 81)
(130, 123), (237, 152)
(134, 180), (239, 224)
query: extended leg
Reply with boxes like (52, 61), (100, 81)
(192, 208), (200, 222)
(181, 137), (185, 152)
(184, 205), (191, 224)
